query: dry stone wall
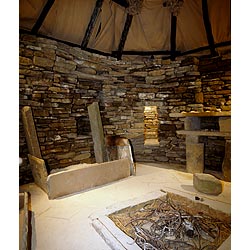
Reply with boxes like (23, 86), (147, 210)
(19, 33), (231, 184)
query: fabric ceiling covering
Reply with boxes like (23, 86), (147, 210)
(19, 0), (231, 59)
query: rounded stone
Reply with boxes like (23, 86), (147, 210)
(193, 173), (222, 195)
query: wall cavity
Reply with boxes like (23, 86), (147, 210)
(144, 106), (159, 145)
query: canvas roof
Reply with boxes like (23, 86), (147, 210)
(19, 0), (231, 60)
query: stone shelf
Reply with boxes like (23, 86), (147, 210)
(175, 111), (231, 181)
(183, 111), (231, 117)
(177, 130), (230, 137)
(169, 111), (231, 118)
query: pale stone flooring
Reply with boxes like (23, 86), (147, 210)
(19, 162), (231, 250)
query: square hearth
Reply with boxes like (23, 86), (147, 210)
(90, 191), (230, 250)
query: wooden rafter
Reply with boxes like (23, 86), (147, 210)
(81, 0), (104, 49)
(112, 0), (129, 8)
(202, 0), (218, 56)
(162, 41), (230, 60)
(31, 0), (55, 34)
(117, 14), (133, 60)
(112, 50), (173, 56)
(170, 14), (177, 60)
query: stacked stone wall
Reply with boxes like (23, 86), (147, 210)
(19, 33), (231, 184)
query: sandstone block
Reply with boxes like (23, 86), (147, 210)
(47, 159), (130, 199)
(222, 140), (231, 182)
(21, 106), (42, 158)
(28, 154), (48, 193)
(88, 102), (108, 163)
(138, 93), (155, 99)
(184, 117), (200, 130)
(219, 117), (231, 132)
(186, 143), (204, 173)
(19, 56), (32, 66)
(195, 92), (204, 103)
(33, 56), (54, 68)
(19, 192), (29, 250)
(73, 152), (91, 161)
(193, 173), (222, 195)
(148, 69), (165, 76)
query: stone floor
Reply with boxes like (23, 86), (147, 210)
(19, 162), (231, 250)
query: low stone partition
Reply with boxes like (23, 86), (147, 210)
(28, 154), (130, 199)
(47, 158), (130, 199)
(19, 192), (29, 250)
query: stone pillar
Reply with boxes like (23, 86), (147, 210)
(186, 143), (204, 173)
(184, 117), (200, 130)
(219, 117), (231, 182)
(184, 116), (204, 173)
(117, 144), (135, 176)
(21, 106), (42, 158)
(222, 139), (231, 182)
(88, 102), (108, 163)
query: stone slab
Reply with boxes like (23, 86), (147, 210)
(117, 145), (135, 176)
(19, 192), (29, 250)
(183, 111), (231, 117)
(222, 140), (231, 182)
(219, 117), (231, 132)
(88, 102), (108, 163)
(47, 158), (130, 199)
(186, 143), (204, 173)
(193, 173), (222, 195)
(28, 154), (48, 193)
(177, 130), (230, 137)
(21, 106), (42, 158)
(186, 135), (199, 144)
(184, 117), (200, 130)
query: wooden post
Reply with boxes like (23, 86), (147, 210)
(170, 14), (177, 60)
(81, 0), (104, 49)
(31, 0), (55, 34)
(202, 0), (218, 56)
(117, 14), (133, 60)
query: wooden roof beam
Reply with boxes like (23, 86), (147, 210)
(170, 14), (177, 60)
(202, 0), (218, 56)
(81, 0), (104, 49)
(111, 0), (129, 8)
(31, 0), (55, 34)
(117, 14), (133, 60)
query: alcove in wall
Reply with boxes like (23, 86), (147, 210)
(144, 106), (159, 146)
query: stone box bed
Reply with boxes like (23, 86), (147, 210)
(28, 154), (130, 199)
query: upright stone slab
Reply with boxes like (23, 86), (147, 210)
(117, 144), (135, 176)
(28, 154), (48, 193)
(19, 192), (29, 250)
(21, 106), (42, 158)
(88, 102), (108, 163)
(184, 116), (200, 152)
(186, 143), (204, 173)
(47, 159), (130, 199)
(222, 139), (231, 182)
(219, 117), (231, 132)
(184, 116), (204, 173)
(184, 117), (200, 130)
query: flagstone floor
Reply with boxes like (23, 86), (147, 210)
(19, 162), (231, 250)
